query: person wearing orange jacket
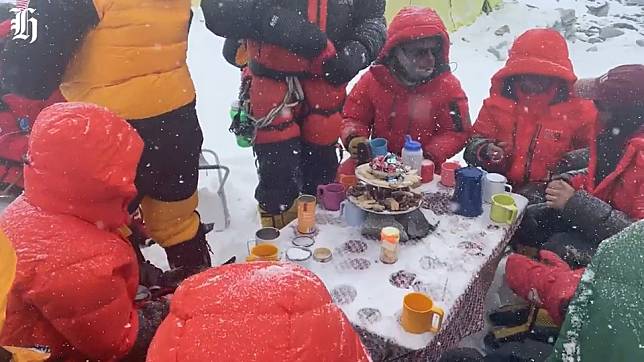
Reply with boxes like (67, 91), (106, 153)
(513, 64), (644, 267)
(202, 0), (387, 228)
(0, 103), (169, 361)
(464, 29), (597, 202)
(340, 7), (472, 176)
(1, 0), (212, 276)
(146, 262), (370, 362)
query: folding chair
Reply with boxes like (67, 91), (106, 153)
(198, 149), (231, 231)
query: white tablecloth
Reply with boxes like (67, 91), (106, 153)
(275, 178), (528, 361)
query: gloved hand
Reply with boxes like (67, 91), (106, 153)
(481, 141), (509, 163)
(505, 250), (584, 324)
(139, 261), (164, 288)
(139, 261), (196, 292)
(323, 41), (368, 85)
(310, 40), (337, 76)
(347, 136), (368, 159)
(257, 6), (327, 58)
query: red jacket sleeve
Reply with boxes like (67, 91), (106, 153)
(423, 88), (472, 165)
(571, 101), (598, 149)
(341, 72), (375, 146)
(569, 172), (588, 190)
(471, 100), (501, 140)
(463, 101), (510, 172)
(23, 253), (139, 360)
(632, 180), (644, 220)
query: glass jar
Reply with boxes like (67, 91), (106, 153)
(379, 227), (400, 264)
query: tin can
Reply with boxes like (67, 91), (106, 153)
(297, 194), (317, 234)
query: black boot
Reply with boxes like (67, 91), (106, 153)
(254, 139), (302, 214)
(164, 222), (213, 272)
(301, 142), (340, 195)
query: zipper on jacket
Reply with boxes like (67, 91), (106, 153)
(406, 91), (416, 135)
(388, 95), (400, 134)
(523, 124), (543, 184)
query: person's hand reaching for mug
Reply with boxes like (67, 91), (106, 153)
(545, 180), (576, 209)
(485, 142), (508, 163)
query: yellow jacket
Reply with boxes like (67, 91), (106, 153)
(60, 0), (196, 120)
(0, 231), (49, 362)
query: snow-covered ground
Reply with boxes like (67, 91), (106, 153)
(137, 0), (644, 268)
(0, 0), (639, 355)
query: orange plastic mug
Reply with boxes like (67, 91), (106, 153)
(400, 292), (444, 334)
(440, 162), (461, 187)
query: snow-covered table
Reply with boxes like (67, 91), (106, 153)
(275, 178), (528, 361)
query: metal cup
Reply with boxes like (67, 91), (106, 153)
(297, 194), (317, 234)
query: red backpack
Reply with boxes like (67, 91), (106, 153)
(0, 91), (64, 194)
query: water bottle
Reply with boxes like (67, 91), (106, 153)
(401, 135), (423, 171)
(229, 100), (252, 148)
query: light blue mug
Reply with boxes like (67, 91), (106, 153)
(370, 138), (388, 157)
(341, 200), (365, 227)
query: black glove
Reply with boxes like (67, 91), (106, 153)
(139, 261), (194, 292)
(258, 6), (327, 58)
(139, 261), (164, 288)
(554, 148), (589, 175)
(323, 41), (368, 85)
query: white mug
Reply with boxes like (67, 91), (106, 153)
(482, 173), (513, 203)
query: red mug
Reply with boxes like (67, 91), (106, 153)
(440, 162), (461, 187)
(421, 160), (434, 183)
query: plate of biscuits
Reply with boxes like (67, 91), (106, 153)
(347, 184), (422, 215)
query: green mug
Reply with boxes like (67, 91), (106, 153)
(490, 194), (518, 224)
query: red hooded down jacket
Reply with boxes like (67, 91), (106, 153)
(341, 7), (471, 170)
(467, 29), (597, 186)
(147, 262), (370, 362)
(570, 130), (644, 220)
(0, 103), (144, 361)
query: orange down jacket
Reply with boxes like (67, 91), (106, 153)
(0, 102), (144, 361)
(147, 262), (370, 362)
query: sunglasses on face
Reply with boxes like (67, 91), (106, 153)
(400, 43), (440, 58)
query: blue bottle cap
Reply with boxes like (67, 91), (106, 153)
(403, 135), (422, 151)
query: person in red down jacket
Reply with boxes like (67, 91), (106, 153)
(202, 0), (386, 229)
(464, 29), (597, 202)
(0, 103), (170, 361)
(340, 6), (472, 176)
(514, 64), (644, 267)
(147, 262), (370, 362)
